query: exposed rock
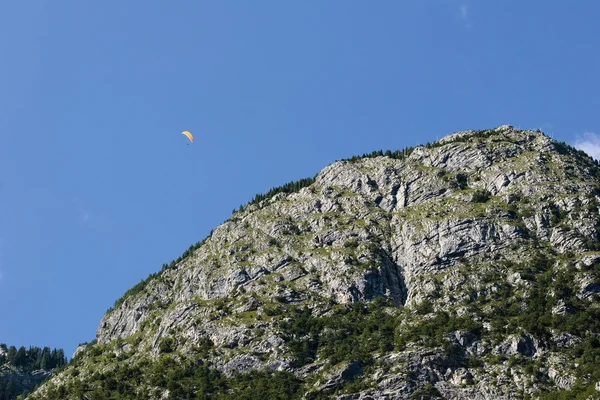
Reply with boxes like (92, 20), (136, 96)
(493, 334), (539, 358)
(449, 368), (474, 386)
(550, 331), (581, 348)
(548, 366), (575, 390)
(71, 344), (87, 360)
(315, 361), (364, 393)
(578, 276), (600, 300)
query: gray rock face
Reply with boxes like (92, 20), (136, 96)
(28, 126), (600, 399)
(315, 361), (364, 394)
(0, 365), (53, 396)
(493, 334), (538, 358)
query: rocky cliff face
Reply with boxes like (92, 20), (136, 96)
(28, 126), (600, 399)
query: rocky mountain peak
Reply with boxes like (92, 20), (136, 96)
(28, 126), (600, 399)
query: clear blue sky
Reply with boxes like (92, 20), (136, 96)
(1, 1), (599, 358)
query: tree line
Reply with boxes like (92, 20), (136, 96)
(0, 344), (66, 371)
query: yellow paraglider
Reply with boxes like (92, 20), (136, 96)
(182, 131), (194, 143)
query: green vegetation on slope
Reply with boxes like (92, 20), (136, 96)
(31, 244), (600, 400)
(33, 297), (402, 399)
(278, 296), (397, 368)
(40, 357), (304, 400)
(238, 176), (318, 212)
(339, 147), (416, 163)
(270, 252), (600, 398)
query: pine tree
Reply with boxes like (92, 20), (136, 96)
(40, 348), (50, 370)
(55, 349), (66, 367)
(6, 346), (17, 365)
(14, 346), (27, 367)
(28, 346), (41, 369)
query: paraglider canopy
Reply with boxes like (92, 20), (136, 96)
(182, 131), (194, 143)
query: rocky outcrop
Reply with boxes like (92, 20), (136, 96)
(0, 365), (52, 398)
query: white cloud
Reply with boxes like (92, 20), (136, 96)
(460, 3), (468, 19)
(459, 1), (471, 28)
(574, 131), (600, 160)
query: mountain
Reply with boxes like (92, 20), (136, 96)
(0, 344), (66, 400)
(27, 126), (600, 399)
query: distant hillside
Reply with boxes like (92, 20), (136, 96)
(0, 344), (66, 400)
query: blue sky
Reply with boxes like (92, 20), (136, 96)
(1, 1), (599, 358)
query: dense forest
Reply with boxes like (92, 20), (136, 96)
(0, 344), (66, 371)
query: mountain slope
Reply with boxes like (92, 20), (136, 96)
(28, 126), (600, 399)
